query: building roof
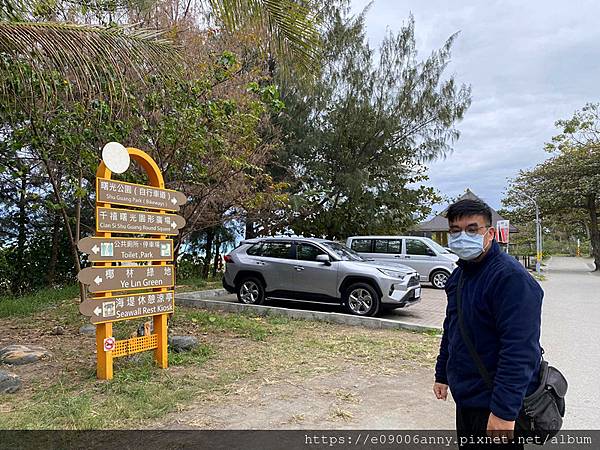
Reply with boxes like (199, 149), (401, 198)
(417, 189), (519, 233)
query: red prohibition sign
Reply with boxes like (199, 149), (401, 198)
(103, 337), (116, 352)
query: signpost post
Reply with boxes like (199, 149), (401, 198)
(78, 144), (187, 380)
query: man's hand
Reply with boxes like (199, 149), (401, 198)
(433, 382), (448, 400)
(486, 412), (515, 443)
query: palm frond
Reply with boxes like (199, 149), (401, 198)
(0, 21), (181, 104)
(209, 0), (321, 73)
(1, 0), (25, 20)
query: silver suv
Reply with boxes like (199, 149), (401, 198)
(222, 237), (421, 316)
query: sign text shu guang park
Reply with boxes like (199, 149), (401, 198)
(77, 143), (187, 380)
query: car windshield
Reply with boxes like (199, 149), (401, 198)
(321, 241), (364, 261)
(424, 238), (449, 254)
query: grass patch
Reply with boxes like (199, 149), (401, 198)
(177, 278), (222, 293)
(0, 285), (79, 318)
(265, 315), (292, 326)
(424, 328), (442, 337)
(0, 348), (214, 430)
(0, 372), (199, 429)
(169, 343), (215, 366)
(181, 310), (274, 341)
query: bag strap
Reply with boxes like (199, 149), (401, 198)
(456, 271), (494, 391)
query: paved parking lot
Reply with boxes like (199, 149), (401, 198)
(185, 284), (447, 330)
(381, 285), (446, 328)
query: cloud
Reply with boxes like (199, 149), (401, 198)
(352, 0), (600, 210)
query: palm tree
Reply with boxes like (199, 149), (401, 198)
(0, 0), (321, 101)
(209, 0), (321, 72)
(0, 1), (179, 101)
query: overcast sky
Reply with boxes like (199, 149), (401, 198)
(351, 0), (600, 213)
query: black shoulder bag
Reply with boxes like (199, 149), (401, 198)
(456, 272), (568, 444)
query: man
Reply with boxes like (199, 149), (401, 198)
(433, 199), (543, 448)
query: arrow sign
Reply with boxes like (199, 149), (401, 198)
(79, 290), (175, 324)
(96, 207), (185, 236)
(78, 265), (175, 293)
(96, 178), (187, 212)
(78, 237), (174, 262)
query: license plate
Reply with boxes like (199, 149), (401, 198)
(414, 287), (421, 298)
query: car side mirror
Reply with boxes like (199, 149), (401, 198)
(316, 254), (331, 265)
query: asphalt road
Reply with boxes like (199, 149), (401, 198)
(540, 256), (600, 429)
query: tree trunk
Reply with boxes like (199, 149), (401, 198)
(202, 228), (214, 279)
(41, 156), (85, 301)
(212, 236), (221, 278)
(245, 220), (257, 239)
(586, 194), (600, 271)
(47, 211), (61, 286)
(47, 170), (63, 286)
(12, 170), (27, 294)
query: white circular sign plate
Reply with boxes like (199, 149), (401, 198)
(102, 142), (130, 174)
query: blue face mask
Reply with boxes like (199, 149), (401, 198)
(448, 231), (488, 261)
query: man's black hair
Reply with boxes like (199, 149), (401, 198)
(446, 199), (493, 226)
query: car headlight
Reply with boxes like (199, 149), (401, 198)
(377, 268), (408, 279)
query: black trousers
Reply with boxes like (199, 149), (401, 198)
(456, 407), (525, 449)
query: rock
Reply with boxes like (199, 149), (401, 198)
(0, 345), (51, 365)
(168, 335), (199, 353)
(79, 324), (96, 335)
(51, 325), (65, 335)
(0, 370), (21, 393)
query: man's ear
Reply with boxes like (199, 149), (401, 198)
(488, 226), (496, 241)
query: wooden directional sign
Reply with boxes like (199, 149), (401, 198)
(78, 265), (174, 293)
(78, 237), (173, 262)
(81, 145), (180, 380)
(79, 291), (175, 324)
(96, 178), (187, 212)
(96, 207), (186, 235)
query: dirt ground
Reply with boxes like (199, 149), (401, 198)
(158, 363), (455, 430)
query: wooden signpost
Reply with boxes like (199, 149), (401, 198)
(96, 207), (185, 235)
(77, 145), (187, 380)
(78, 237), (174, 262)
(78, 265), (175, 293)
(96, 178), (187, 212)
(79, 291), (175, 324)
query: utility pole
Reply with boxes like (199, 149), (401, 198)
(521, 192), (541, 274)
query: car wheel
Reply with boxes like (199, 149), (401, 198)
(236, 277), (265, 305)
(343, 282), (380, 316)
(430, 270), (449, 289)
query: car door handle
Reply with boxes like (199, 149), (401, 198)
(294, 266), (305, 271)
(256, 261), (266, 265)
(405, 256), (411, 259)
(394, 255), (402, 258)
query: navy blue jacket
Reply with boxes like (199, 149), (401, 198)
(435, 240), (543, 421)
